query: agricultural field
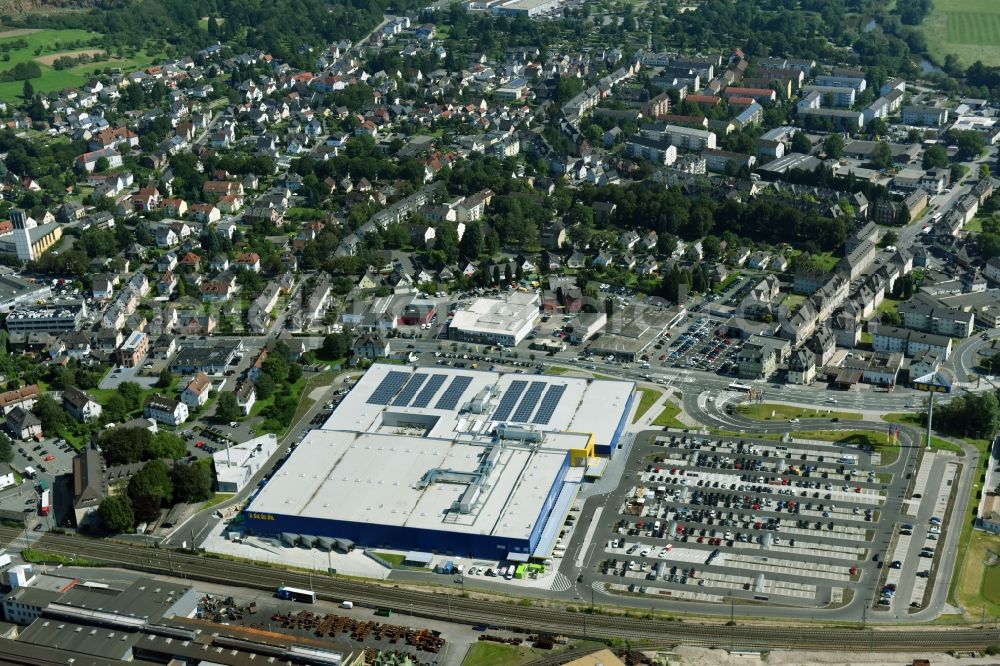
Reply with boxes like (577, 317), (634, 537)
(0, 26), (162, 102)
(922, 0), (1000, 67)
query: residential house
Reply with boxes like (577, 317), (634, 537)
(143, 394), (189, 426)
(62, 386), (102, 423)
(180, 372), (212, 408)
(352, 333), (390, 360)
(6, 407), (41, 440)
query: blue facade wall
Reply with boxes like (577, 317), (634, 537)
(596, 388), (635, 456)
(244, 512), (532, 558)
(244, 453), (570, 559)
(525, 454), (570, 554)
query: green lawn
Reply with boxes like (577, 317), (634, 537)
(983, 552), (1000, 604)
(881, 412), (971, 453)
(652, 402), (685, 428)
(780, 293), (806, 310)
(738, 403), (861, 421)
(876, 296), (904, 317)
(791, 429), (900, 465)
(922, 0), (1000, 66)
(544, 365), (572, 375)
(200, 493), (234, 512)
(0, 28), (163, 101)
(462, 642), (555, 666)
(371, 551), (407, 567)
(631, 387), (662, 424)
(966, 216), (985, 233)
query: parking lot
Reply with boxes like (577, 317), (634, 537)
(592, 431), (895, 607)
(662, 316), (742, 375)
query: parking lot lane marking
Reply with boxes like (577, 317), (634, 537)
(574, 506), (603, 569)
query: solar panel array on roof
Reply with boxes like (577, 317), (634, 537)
(410, 374), (446, 408)
(491, 379), (527, 422)
(434, 375), (473, 410)
(366, 371), (409, 405)
(511, 381), (546, 423)
(391, 373), (428, 406)
(532, 384), (567, 425)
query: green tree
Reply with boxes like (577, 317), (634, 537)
(254, 373), (275, 399)
(99, 427), (151, 466)
(94, 156), (111, 173)
(147, 432), (186, 459)
(98, 494), (134, 532)
(172, 461), (213, 503)
(869, 118), (888, 137)
(881, 230), (898, 248)
(460, 220), (484, 259)
(790, 131), (812, 154)
(22, 80), (32, 99)
(823, 134), (844, 159)
(155, 368), (173, 389)
(922, 144), (949, 169)
(953, 130), (986, 160)
(214, 391), (241, 422)
(103, 393), (132, 423)
(31, 394), (69, 433)
(127, 460), (174, 522)
(980, 233), (1000, 261)
(320, 332), (349, 360)
(980, 164), (992, 180)
(287, 362), (302, 384)
(871, 141), (893, 169)
(0, 432), (12, 464)
(117, 381), (144, 406)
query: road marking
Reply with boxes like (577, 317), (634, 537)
(575, 506), (603, 569)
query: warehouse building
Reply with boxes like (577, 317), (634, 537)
(244, 363), (635, 558)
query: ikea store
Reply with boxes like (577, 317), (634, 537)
(243, 363), (635, 559)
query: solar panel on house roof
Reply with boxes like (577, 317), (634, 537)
(410, 374), (446, 408)
(491, 379), (527, 422)
(511, 381), (546, 423)
(366, 371), (409, 405)
(531, 384), (566, 425)
(434, 375), (473, 410)
(391, 373), (428, 406)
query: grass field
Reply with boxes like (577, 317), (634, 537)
(922, 0), (1000, 66)
(0, 27), (162, 101)
(983, 549), (1000, 604)
(632, 387), (662, 423)
(793, 429), (900, 465)
(737, 403), (861, 421)
(462, 642), (557, 666)
(652, 401), (685, 428)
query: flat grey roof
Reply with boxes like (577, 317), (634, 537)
(246, 429), (570, 540)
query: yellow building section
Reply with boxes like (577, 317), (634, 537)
(30, 225), (62, 257)
(565, 432), (595, 467)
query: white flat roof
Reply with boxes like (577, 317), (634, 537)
(325, 363), (634, 447)
(246, 430), (568, 540)
(449, 294), (537, 336)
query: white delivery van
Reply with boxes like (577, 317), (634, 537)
(340, 601), (354, 609)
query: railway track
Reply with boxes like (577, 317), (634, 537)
(3, 527), (996, 652)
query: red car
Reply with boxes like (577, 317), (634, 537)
(44, 455), (55, 462)
(195, 441), (205, 448)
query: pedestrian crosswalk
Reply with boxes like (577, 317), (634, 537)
(551, 572), (572, 592)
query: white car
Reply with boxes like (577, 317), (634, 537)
(640, 547), (651, 557)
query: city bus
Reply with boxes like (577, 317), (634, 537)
(276, 586), (316, 604)
(39, 490), (50, 516)
(728, 382), (753, 394)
